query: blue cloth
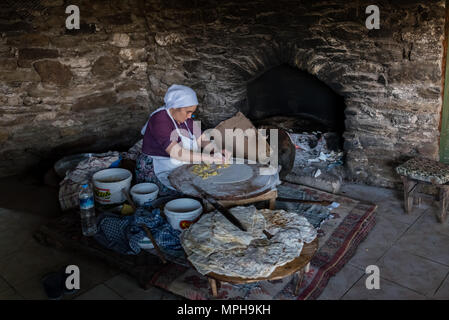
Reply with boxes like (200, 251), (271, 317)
(94, 207), (182, 255)
(108, 155), (122, 168)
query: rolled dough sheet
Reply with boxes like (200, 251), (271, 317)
(209, 164), (253, 184)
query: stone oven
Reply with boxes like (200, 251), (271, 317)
(0, 0), (445, 190)
(245, 64), (347, 191)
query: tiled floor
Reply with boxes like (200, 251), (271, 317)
(0, 177), (448, 300)
(320, 184), (449, 300)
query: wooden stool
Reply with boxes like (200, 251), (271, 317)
(400, 176), (448, 223)
(206, 238), (318, 298)
(397, 157), (449, 223)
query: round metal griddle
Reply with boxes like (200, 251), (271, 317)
(168, 163), (278, 200)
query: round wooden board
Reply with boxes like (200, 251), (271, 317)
(206, 238), (319, 284)
(168, 163), (278, 200)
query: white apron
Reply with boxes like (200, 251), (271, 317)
(151, 110), (199, 189)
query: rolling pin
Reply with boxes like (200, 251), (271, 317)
(192, 184), (274, 239)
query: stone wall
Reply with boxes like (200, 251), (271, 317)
(0, 0), (446, 188)
(0, 0), (151, 175)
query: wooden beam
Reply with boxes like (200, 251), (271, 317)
(439, 0), (449, 163)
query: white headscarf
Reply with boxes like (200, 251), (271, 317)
(141, 84), (199, 135)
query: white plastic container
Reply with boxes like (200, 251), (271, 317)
(164, 198), (203, 231)
(130, 183), (159, 207)
(92, 168), (132, 205)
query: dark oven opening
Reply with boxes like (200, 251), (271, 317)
(242, 64), (347, 192)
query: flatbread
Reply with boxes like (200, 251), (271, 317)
(181, 206), (317, 279)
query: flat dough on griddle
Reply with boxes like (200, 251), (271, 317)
(192, 164), (254, 184)
(210, 164), (253, 184)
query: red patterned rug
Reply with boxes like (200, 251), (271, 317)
(148, 182), (377, 300)
(34, 182), (376, 299)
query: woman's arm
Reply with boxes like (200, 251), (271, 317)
(165, 141), (226, 164)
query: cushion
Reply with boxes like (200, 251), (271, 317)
(396, 157), (449, 185)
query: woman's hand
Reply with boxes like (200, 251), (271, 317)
(202, 152), (226, 164)
(213, 149), (232, 164)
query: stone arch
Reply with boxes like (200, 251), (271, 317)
(197, 42), (352, 127)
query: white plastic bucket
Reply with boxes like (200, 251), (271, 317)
(164, 198), (203, 231)
(130, 183), (159, 206)
(92, 168), (132, 205)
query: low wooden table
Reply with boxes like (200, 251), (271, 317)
(205, 238), (319, 297)
(204, 188), (278, 211)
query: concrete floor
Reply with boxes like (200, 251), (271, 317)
(0, 174), (448, 300)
